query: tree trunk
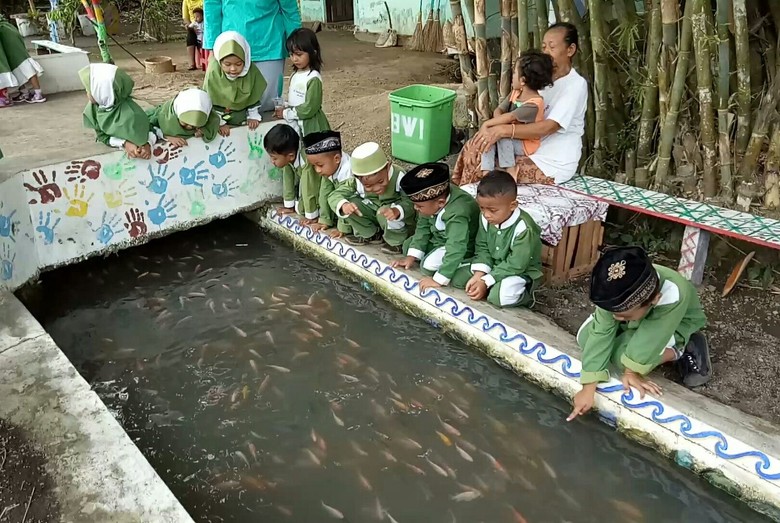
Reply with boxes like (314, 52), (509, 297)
(517, 0), (529, 53)
(738, 76), (780, 184)
(501, 0), (513, 98)
(536, 0), (548, 44)
(511, 0), (519, 56)
(716, 0), (733, 202)
(732, 0), (751, 161)
(474, 0), (490, 123)
(660, 0), (677, 47)
(587, 0), (608, 169)
(635, 0), (661, 189)
(654, 0), (694, 189)
(693, 0), (717, 198)
(765, 125), (780, 210)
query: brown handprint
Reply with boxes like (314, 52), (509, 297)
(65, 159), (102, 182)
(24, 170), (62, 204)
(152, 142), (182, 165)
(124, 207), (147, 238)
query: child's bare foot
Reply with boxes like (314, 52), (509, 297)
(308, 222), (328, 231)
(327, 229), (344, 238)
(276, 206), (296, 215)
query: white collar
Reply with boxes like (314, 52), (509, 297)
(434, 194), (452, 217)
(498, 208), (522, 229)
(329, 152), (351, 182)
(295, 150), (304, 168)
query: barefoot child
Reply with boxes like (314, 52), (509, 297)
(327, 142), (416, 253)
(79, 64), (156, 160)
(266, 123), (321, 224)
(303, 130), (353, 237)
(203, 31), (267, 131)
(147, 88), (224, 147)
(567, 246), (711, 421)
(480, 49), (553, 172)
(277, 28), (330, 136)
(452, 170), (542, 307)
(392, 162), (480, 291)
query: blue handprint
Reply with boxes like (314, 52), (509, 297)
(147, 194), (178, 225)
(206, 139), (237, 169)
(0, 243), (15, 281)
(211, 175), (239, 199)
(145, 164), (174, 195)
(179, 158), (209, 188)
(36, 211), (61, 245)
(91, 211), (122, 245)
(0, 203), (17, 241)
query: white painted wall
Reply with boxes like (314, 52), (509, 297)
(0, 124), (283, 291)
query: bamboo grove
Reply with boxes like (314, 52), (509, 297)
(447, 0), (780, 212)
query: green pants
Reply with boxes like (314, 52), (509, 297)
(450, 265), (533, 308)
(282, 164), (321, 219)
(342, 197), (412, 246)
(576, 315), (672, 372)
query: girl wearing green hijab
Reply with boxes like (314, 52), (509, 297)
(147, 88), (224, 147)
(203, 31), (267, 131)
(79, 64), (156, 159)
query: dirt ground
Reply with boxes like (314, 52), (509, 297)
(0, 419), (60, 522)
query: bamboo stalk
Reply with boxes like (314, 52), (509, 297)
(500, 0), (513, 98)
(765, 124), (780, 210)
(660, 0), (677, 47)
(528, 0), (539, 48)
(635, 0), (661, 189)
(550, 0), (560, 22)
(654, 0), (694, 189)
(732, 0), (751, 161)
(737, 76), (780, 186)
(489, 69), (500, 111)
(517, 0), (529, 53)
(587, 0), (608, 169)
(536, 0), (547, 44)
(716, 0), (733, 202)
(510, 0), (519, 56)
(658, 47), (669, 129)
(450, 0), (476, 129)
(474, 0), (491, 123)
(693, 0), (717, 198)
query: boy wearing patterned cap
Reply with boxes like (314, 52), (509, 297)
(330, 142), (416, 253)
(392, 162), (480, 292)
(303, 130), (353, 237)
(567, 246), (711, 422)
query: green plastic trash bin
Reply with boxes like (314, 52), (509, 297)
(389, 84), (456, 164)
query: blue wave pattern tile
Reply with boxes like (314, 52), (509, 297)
(271, 212), (780, 483)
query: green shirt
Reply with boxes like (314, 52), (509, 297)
(281, 151), (320, 220)
(580, 265), (708, 384)
(332, 164), (415, 218)
(407, 184), (480, 284)
(146, 99), (221, 142)
(318, 152), (353, 227)
(471, 208), (543, 289)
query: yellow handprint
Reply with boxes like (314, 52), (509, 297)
(63, 184), (94, 218)
(103, 180), (137, 209)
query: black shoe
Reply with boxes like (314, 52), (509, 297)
(677, 332), (712, 388)
(344, 232), (382, 246)
(380, 243), (402, 255)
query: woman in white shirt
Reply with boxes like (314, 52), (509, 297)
(453, 22), (588, 186)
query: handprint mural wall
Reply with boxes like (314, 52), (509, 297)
(0, 124), (284, 290)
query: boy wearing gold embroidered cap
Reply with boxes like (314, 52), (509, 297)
(567, 246), (711, 422)
(392, 162), (480, 292)
(330, 142), (416, 253)
(303, 130), (353, 237)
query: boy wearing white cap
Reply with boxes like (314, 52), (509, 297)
(330, 142), (416, 254)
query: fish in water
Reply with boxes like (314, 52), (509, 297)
(249, 360), (259, 375)
(385, 511), (401, 523)
(303, 448), (321, 466)
(231, 324), (247, 338)
(438, 416), (461, 437)
(321, 501), (345, 519)
(350, 440), (369, 457)
(425, 457), (448, 477)
(507, 505), (529, 523)
(454, 444), (473, 462)
(450, 402), (469, 419)
(340, 373), (360, 383)
(234, 450), (251, 467)
(267, 365), (291, 373)
(357, 470), (372, 491)
(436, 431), (452, 446)
(345, 338), (360, 349)
(332, 410), (345, 427)
(265, 331), (275, 345)
(451, 490), (482, 502)
(249, 349), (263, 360)
(258, 374), (271, 393)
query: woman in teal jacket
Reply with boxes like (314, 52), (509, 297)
(203, 0), (300, 112)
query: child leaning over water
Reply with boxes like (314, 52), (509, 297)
(568, 246), (712, 422)
(392, 162), (480, 292)
(266, 123), (321, 224)
(451, 170), (543, 308)
(302, 130), (353, 237)
(480, 50), (553, 172)
(277, 28), (330, 136)
(203, 31), (267, 131)
(79, 63), (156, 159)
(147, 88), (225, 147)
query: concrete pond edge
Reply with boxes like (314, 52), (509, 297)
(257, 209), (780, 520)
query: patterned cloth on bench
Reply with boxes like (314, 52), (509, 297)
(460, 183), (609, 246)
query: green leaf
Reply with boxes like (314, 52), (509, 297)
(620, 233), (633, 243)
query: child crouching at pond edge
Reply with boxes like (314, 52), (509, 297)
(146, 88), (225, 147)
(568, 246), (712, 422)
(203, 31), (267, 131)
(303, 130), (354, 238)
(392, 162), (480, 292)
(79, 63), (156, 160)
(267, 123), (321, 224)
(451, 170), (543, 308)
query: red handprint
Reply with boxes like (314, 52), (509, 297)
(65, 159), (102, 182)
(124, 207), (148, 238)
(24, 170), (62, 204)
(152, 142), (182, 165)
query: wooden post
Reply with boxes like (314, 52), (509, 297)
(678, 226), (710, 285)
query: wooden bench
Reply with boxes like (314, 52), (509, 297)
(560, 175), (780, 284)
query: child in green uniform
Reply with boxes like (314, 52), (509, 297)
(147, 88), (225, 147)
(392, 162), (480, 292)
(203, 31), (267, 131)
(79, 63), (155, 160)
(451, 170), (543, 308)
(277, 28), (330, 136)
(266, 123), (321, 224)
(302, 130), (353, 238)
(330, 142), (416, 254)
(568, 246), (712, 422)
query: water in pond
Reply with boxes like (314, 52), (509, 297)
(23, 217), (767, 523)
